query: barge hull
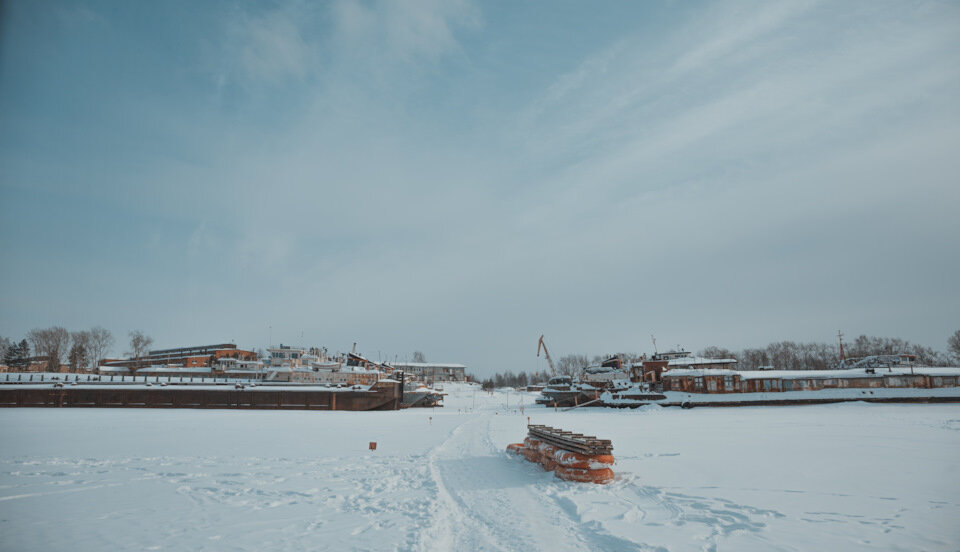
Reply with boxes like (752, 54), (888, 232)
(0, 382), (402, 411)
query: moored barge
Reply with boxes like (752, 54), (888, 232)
(602, 356), (960, 407)
(0, 374), (402, 411)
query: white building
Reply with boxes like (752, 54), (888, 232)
(388, 362), (467, 383)
(266, 345), (308, 368)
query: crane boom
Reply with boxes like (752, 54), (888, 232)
(537, 334), (556, 377)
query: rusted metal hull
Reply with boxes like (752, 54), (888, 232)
(536, 388), (603, 407)
(0, 382), (401, 411)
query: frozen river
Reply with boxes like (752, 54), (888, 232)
(1, 384), (958, 551)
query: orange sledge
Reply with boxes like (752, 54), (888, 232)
(507, 424), (614, 484)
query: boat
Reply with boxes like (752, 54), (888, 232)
(401, 381), (444, 408)
(535, 356), (636, 407)
(535, 376), (581, 406)
(601, 354), (960, 407)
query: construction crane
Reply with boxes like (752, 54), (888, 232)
(537, 334), (556, 377)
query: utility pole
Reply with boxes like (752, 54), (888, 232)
(838, 330), (845, 362)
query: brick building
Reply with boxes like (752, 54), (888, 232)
(99, 343), (256, 372)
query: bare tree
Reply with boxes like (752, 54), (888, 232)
(88, 327), (114, 370)
(411, 351), (426, 363)
(556, 354), (589, 377)
(26, 326), (71, 371)
(128, 330), (154, 372)
(69, 331), (92, 372)
(948, 330), (960, 362)
(697, 346), (736, 360)
(0, 336), (11, 365)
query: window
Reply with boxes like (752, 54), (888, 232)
(723, 376), (734, 389)
(694, 377), (704, 391)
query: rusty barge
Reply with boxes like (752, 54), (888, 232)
(0, 374), (402, 411)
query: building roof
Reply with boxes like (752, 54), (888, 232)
(388, 362), (467, 369)
(149, 344), (237, 355)
(664, 369), (739, 377)
(137, 366), (213, 374)
(664, 366), (960, 379)
(668, 357), (738, 366)
(737, 367), (960, 380)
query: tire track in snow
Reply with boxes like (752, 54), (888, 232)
(419, 417), (510, 551)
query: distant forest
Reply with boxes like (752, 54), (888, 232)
(473, 332), (960, 388)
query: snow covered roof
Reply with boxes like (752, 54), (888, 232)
(217, 358), (263, 365)
(737, 367), (960, 380)
(664, 366), (960, 379)
(98, 366), (130, 373)
(388, 362), (467, 369)
(339, 366), (382, 374)
(584, 365), (624, 374)
(664, 369), (739, 377)
(668, 357), (737, 367)
(137, 366), (212, 374)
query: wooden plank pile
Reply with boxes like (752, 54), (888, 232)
(506, 424), (615, 484)
(526, 425), (613, 457)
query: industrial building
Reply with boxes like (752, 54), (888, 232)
(99, 343), (256, 372)
(388, 362), (467, 383)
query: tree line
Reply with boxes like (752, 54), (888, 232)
(700, 332), (960, 371)
(0, 327), (156, 372)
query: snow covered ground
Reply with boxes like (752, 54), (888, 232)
(1, 384), (958, 551)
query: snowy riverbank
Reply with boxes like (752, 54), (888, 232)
(1, 384), (958, 550)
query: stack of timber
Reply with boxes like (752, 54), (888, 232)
(506, 424), (615, 484)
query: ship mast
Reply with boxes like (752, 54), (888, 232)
(837, 330), (845, 362)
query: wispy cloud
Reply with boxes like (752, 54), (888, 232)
(2, 0), (958, 368)
(517, 0), (960, 203)
(224, 3), (315, 84)
(332, 0), (481, 64)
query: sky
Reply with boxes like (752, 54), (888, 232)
(1, 0), (958, 376)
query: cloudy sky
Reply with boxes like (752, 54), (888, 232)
(1, 0), (958, 374)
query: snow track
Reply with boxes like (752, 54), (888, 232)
(420, 415), (649, 551)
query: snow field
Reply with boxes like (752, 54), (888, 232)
(1, 384), (958, 551)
